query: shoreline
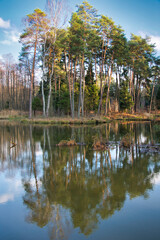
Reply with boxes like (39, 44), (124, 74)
(0, 112), (160, 125)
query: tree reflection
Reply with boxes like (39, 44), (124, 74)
(0, 122), (160, 239)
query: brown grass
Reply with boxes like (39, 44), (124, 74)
(20, 116), (110, 125)
(120, 134), (132, 148)
(57, 139), (77, 147)
(93, 140), (107, 151)
(2, 110), (160, 123)
(0, 110), (27, 118)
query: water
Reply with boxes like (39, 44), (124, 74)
(0, 122), (160, 240)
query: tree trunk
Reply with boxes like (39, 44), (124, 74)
(41, 67), (46, 117)
(130, 59), (135, 114)
(78, 59), (83, 118)
(149, 76), (156, 113)
(71, 58), (74, 118)
(71, 58), (77, 119)
(115, 71), (119, 112)
(95, 54), (97, 85)
(42, 75), (46, 117)
(105, 65), (113, 115)
(46, 59), (54, 117)
(136, 75), (141, 112)
(29, 37), (37, 118)
(82, 57), (85, 117)
(66, 54), (72, 117)
(98, 67), (110, 115)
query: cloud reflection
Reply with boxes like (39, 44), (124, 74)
(151, 172), (160, 185)
(0, 176), (22, 204)
(0, 194), (14, 204)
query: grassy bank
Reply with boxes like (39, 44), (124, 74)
(1, 110), (160, 125)
(20, 117), (110, 125)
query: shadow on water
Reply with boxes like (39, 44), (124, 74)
(0, 121), (160, 239)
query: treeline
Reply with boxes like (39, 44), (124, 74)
(1, 0), (160, 118)
(0, 54), (30, 111)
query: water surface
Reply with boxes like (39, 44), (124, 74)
(0, 122), (160, 240)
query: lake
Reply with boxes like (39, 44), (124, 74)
(0, 121), (160, 240)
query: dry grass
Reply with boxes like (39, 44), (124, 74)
(20, 116), (110, 125)
(0, 110), (27, 118)
(120, 134), (132, 148)
(93, 140), (107, 151)
(1, 110), (160, 123)
(155, 117), (160, 121)
(109, 112), (149, 120)
(57, 139), (77, 147)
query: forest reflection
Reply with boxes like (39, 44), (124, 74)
(0, 122), (160, 239)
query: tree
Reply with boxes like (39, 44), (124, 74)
(68, 12), (84, 118)
(105, 25), (127, 115)
(85, 62), (98, 112)
(128, 34), (154, 113)
(32, 96), (42, 115)
(97, 15), (116, 115)
(76, 1), (99, 118)
(119, 80), (133, 111)
(6, 0), (157, 117)
(20, 9), (48, 118)
(44, 0), (69, 117)
(149, 57), (160, 112)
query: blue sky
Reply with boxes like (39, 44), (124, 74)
(0, 0), (160, 61)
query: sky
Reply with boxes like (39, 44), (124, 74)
(0, 0), (160, 61)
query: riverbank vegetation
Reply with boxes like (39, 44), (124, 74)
(0, 0), (160, 119)
(1, 110), (160, 125)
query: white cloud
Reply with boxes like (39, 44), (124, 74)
(139, 31), (160, 52)
(0, 17), (10, 29)
(0, 39), (12, 45)
(150, 35), (160, 51)
(9, 30), (20, 43)
(0, 29), (21, 45)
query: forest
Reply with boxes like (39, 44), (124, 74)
(0, 0), (160, 119)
